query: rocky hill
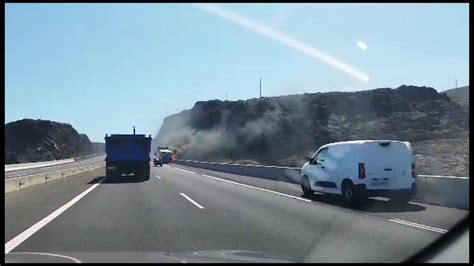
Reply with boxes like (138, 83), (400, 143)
(5, 119), (94, 164)
(441, 86), (469, 109)
(155, 85), (469, 176)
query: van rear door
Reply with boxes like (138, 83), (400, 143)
(361, 141), (413, 190)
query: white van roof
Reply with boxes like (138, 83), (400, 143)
(159, 149), (173, 153)
(321, 140), (409, 148)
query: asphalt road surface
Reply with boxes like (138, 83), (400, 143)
(4, 163), (468, 263)
(5, 155), (105, 180)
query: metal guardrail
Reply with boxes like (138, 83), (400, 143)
(4, 162), (105, 193)
(418, 174), (469, 179)
(4, 153), (106, 172)
(176, 159), (301, 184)
(5, 159), (75, 172)
(178, 159), (301, 170)
(179, 160), (468, 179)
(74, 153), (106, 160)
(6, 163), (103, 181)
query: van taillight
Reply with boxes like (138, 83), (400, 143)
(412, 163), (416, 178)
(358, 163), (366, 179)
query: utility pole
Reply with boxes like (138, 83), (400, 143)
(455, 78), (458, 89)
(259, 78), (262, 99)
(133, 126), (136, 135)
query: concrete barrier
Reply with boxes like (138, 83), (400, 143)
(414, 175), (469, 210)
(177, 160), (301, 184)
(5, 158), (75, 172)
(176, 159), (469, 210)
(4, 163), (105, 194)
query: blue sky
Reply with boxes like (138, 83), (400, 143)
(5, 3), (469, 142)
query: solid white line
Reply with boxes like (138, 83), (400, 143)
(173, 167), (196, 175)
(4, 180), (103, 253)
(201, 174), (311, 203)
(155, 175), (162, 180)
(388, 218), (447, 234)
(179, 193), (205, 209)
(8, 252), (82, 263)
(391, 219), (448, 233)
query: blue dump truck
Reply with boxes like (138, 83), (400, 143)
(105, 129), (152, 180)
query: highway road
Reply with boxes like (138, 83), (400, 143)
(5, 163), (468, 263)
(4, 155), (105, 180)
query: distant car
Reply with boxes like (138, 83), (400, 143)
(300, 140), (417, 204)
(157, 149), (173, 164)
(153, 157), (163, 167)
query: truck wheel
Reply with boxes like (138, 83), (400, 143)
(106, 169), (114, 178)
(301, 176), (313, 197)
(142, 165), (150, 180)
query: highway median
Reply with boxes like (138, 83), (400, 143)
(4, 163), (105, 194)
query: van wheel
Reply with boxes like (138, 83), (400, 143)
(341, 180), (361, 205)
(301, 176), (313, 197)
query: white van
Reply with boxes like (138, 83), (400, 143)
(300, 140), (417, 204)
